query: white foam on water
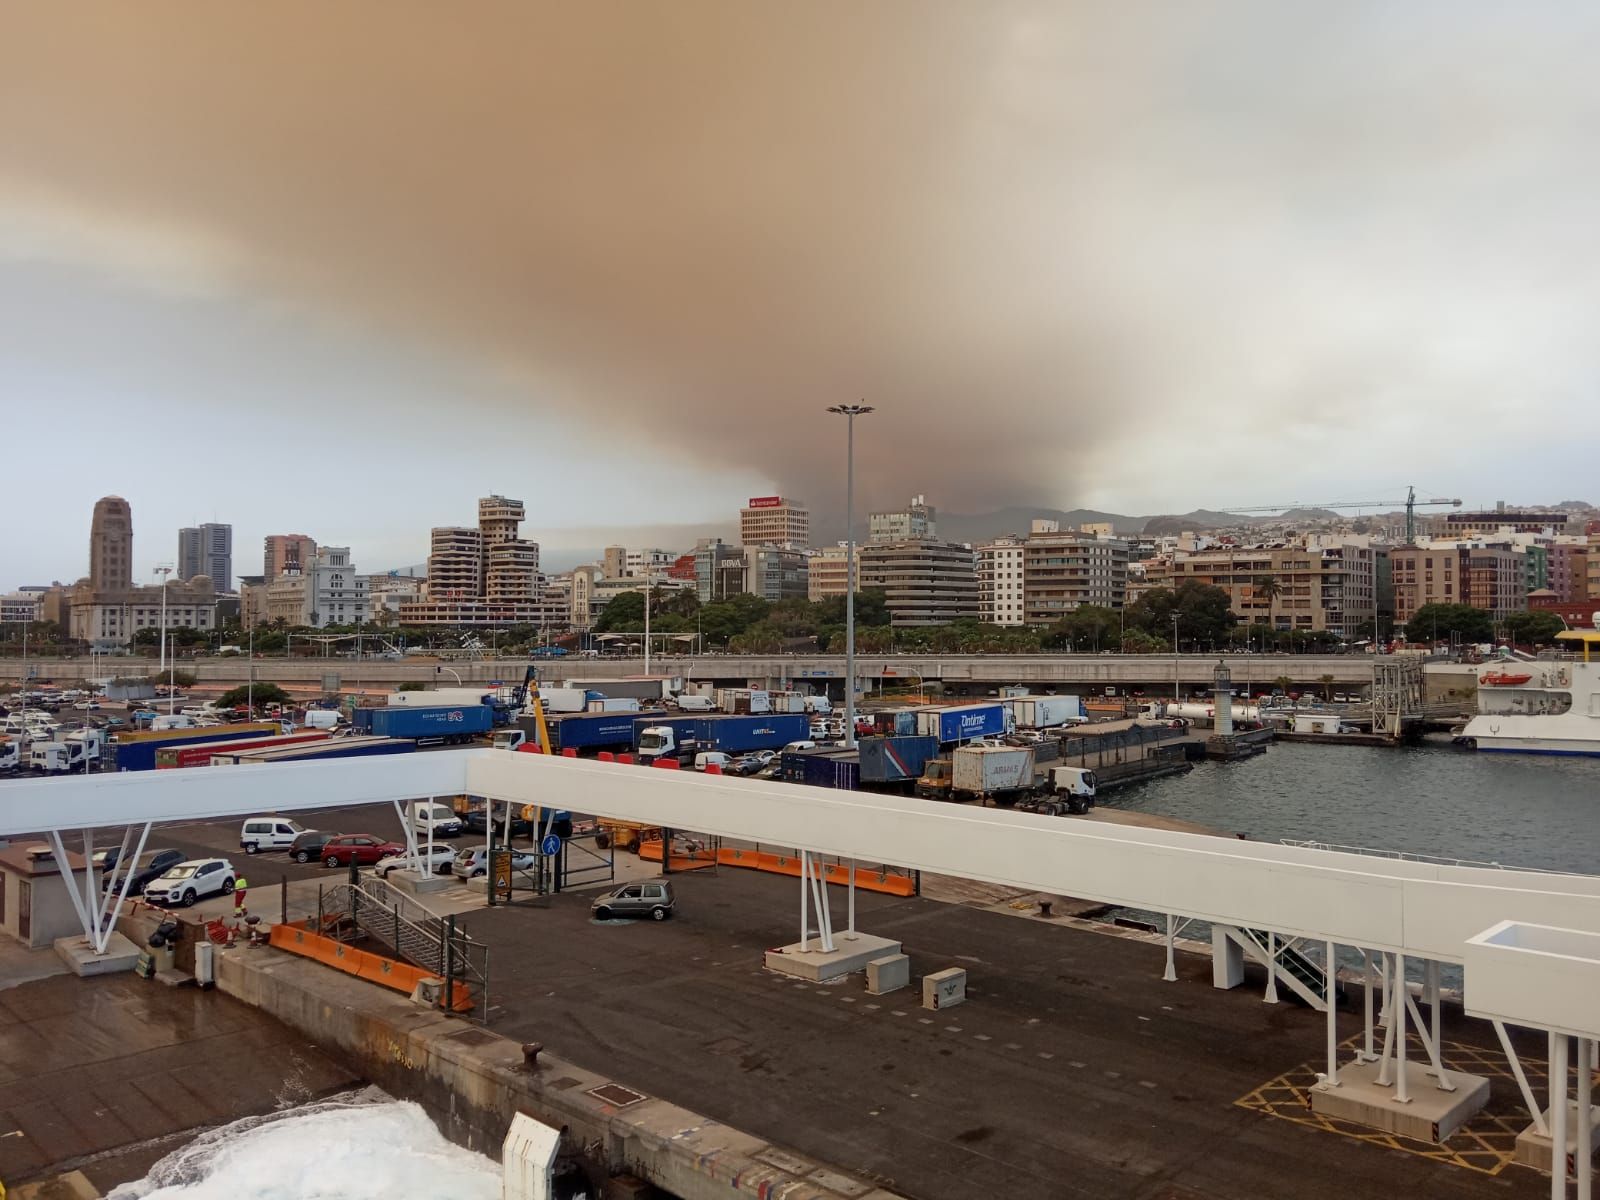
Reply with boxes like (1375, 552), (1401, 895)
(110, 1091), (499, 1200)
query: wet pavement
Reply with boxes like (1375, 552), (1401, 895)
(0, 970), (359, 1193)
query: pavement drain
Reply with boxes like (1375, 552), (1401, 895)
(918, 1018), (933, 1025)
(891, 1011), (907, 1018)
(1104, 1071), (1122, 1079)
(840, 997), (857, 1003)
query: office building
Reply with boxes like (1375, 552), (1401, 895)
(869, 495), (937, 543)
(1021, 521), (1129, 624)
(694, 538), (745, 603)
(859, 540), (979, 627)
(743, 546), (809, 602)
(740, 496), (809, 548)
(397, 495), (545, 626)
(263, 534), (317, 580)
(1390, 543), (1526, 625)
(807, 544), (860, 601)
(178, 522), (232, 591)
(69, 496), (217, 648)
(0, 593), (43, 624)
(262, 547), (369, 628)
(977, 536), (1026, 626)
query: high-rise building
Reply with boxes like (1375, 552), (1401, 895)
(1390, 543), (1527, 625)
(1021, 521), (1129, 624)
(263, 547), (370, 628)
(869, 495), (937, 543)
(977, 536), (1026, 626)
(89, 496), (133, 591)
(859, 539), (979, 627)
(397, 496), (545, 626)
(263, 534), (317, 579)
(743, 546), (809, 602)
(178, 523), (232, 590)
(71, 496), (216, 648)
(740, 496), (809, 548)
(807, 544), (860, 601)
(694, 538), (745, 602)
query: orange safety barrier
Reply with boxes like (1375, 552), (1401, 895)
(517, 742), (545, 754)
(635, 839), (718, 870)
(268, 923), (474, 1012)
(597, 751), (615, 762)
(651, 757), (679, 769)
(717, 847), (917, 895)
(561, 748), (577, 757)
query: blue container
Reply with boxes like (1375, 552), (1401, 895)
(352, 704), (499, 741)
(857, 735), (940, 782)
(782, 748), (860, 789)
(933, 704), (1006, 743)
(546, 710), (664, 752)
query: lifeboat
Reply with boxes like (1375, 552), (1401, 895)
(1479, 670), (1533, 687)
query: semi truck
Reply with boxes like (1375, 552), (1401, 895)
(28, 728), (106, 773)
(916, 703), (1007, 744)
(216, 737), (416, 764)
(918, 747), (1096, 810)
(1008, 695), (1087, 730)
(493, 710), (667, 754)
(780, 747), (859, 789)
(351, 702), (508, 743)
(0, 737), (18, 772)
(634, 713), (812, 764)
(155, 730), (329, 768)
(110, 722), (280, 771)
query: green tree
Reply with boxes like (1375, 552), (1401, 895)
(1120, 628), (1165, 654)
(1503, 609), (1567, 646)
(1318, 673), (1335, 701)
(1042, 605), (1121, 652)
(215, 682), (291, 709)
(593, 592), (644, 634)
(1127, 582), (1237, 645)
(1251, 575), (1283, 626)
(1404, 603), (1494, 645)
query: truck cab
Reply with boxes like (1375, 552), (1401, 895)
(493, 728), (527, 751)
(635, 724), (680, 762)
(0, 738), (18, 771)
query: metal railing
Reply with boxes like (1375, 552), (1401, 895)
(1278, 839), (1544, 873)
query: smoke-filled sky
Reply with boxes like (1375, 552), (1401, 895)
(4, 2), (1599, 588)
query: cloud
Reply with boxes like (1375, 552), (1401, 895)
(2, 1), (1598, 522)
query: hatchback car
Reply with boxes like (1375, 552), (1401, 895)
(103, 848), (185, 895)
(374, 845), (457, 878)
(287, 830), (339, 863)
(320, 835), (405, 868)
(461, 807), (534, 839)
(452, 846), (536, 879)
(144, 858), (235, 907)
(591, 881), (675, 921)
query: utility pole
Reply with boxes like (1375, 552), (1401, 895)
(153, 566), (174, 714)
(1172, 613), (1181, 703)
(827, 403), (874, 748)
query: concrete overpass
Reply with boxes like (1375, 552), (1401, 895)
(0, 651), (1382, 693)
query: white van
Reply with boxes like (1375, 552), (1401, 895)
(673, 694), (716, 712)
(302, 710), (340, 730)
(409, 801), (463, 839)
(239, 816), (307, 854)
(693, 751), (732, 772)
(781, 739), (818, 755)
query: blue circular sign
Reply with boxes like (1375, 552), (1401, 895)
(540, 834), (562, 856)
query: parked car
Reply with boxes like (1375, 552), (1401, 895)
(590, 880), (676, 921)
(452, 846), (535, 879)
(103, 848), (186, 895)
(239, 816), (308, 854)
(461, 807), (534, 838)
(320, 835), (405, 868)
(287, 830), (340, 864)
(143, 858), (236, 907)
(374, 845), (457, 878)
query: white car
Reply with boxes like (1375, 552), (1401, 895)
(375, 845), (457, 878)
(239, 816), (307, 854)
(452, 847), (536, 879)
(143, 858), (236, 907)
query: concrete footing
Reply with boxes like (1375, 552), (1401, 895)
(764, 932), (901, 982)
(1515, 1101), (1600, 1172)
(387, 869), (453, 895)
(1310, 1059), (1490, 1143)
(53, 932), (139, 977)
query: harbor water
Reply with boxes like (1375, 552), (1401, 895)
(1106, 737), (1600, 876)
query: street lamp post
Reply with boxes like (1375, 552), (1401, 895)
(153, 567), (174, 714)
(1171, 613), (1181, 703)
(827, 402), (874, 748)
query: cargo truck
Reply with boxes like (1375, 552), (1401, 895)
(1008, 695), (1087, 730)
(493, 710), (667, 754)
(351, 702), (507, 743)
(387, 687), (499, 708)
(634, 713), (812, 764)
(0, 737), (18, 772)
(857, 735), (940, 784)
(111, 722), (280, 771)
(155, 730), (329, 768)
(216, 737), (416, 764)
(916, 703), (1007, 744)
(714, 688), (771, 714)
(28, 728), (105, 773)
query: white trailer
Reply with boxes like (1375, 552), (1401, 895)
(1010, 696), (1086, 729)
(951, 745), (1036, 801)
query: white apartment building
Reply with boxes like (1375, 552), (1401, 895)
(400, 495), (545, 626)
(977, 536), (1026, 626)
(263, 546), (370, 628)
(869, 496), (937, 543)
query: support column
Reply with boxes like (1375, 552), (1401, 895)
(1394, 953), (1410, 1103)
(1211, 926), (1244, 989)
(1578, 1037), (1592, 1200)
(1263, 932), (1280, 1004)
(799, 850), (810, 951)
(1360, 949), (1378, 1064)
(1322, 939), (1339, 1086)
(1554, 1035), (1570, 1200)
(1163, 914), (1178, 983)
(846, 857), (857, 941)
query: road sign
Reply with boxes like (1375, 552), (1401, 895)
(540, 834), (561, 856)
(490, 850), (514, 902)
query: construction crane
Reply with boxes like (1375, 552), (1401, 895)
(1221, 486), (1462, 542)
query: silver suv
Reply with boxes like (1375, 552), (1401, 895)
(591, 881), (676, 921)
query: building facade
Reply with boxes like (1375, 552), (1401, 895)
(739, 496), (809, 548)
(1021, 522), (1129, 625)
(398, 496), (544, 626)
(1436, 509), (1569, 538)
(977, 536), (1026, 626)
(261, 547), (369, 628)
(743, 546), (809, 602)
(859, 540), (979, 627)
(869, 495), (937, 543)
(70, 496), (216, 648)
(1390, 543), (1527, 625)
(1139, 540), (1378, 636)
(0, 593), (43, 624)
(1548, 541), (1591, 604)
(807, 544), (859, 601)
(263, 534), (317, 580)
(178, 523), (232, 591)
(694, 538), (745, 603)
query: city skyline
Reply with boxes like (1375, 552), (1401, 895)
(7, 5), (1600, 585)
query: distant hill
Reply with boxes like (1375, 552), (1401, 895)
(1263, 507), (1343, 522)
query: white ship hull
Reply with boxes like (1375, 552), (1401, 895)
(1460, 713), (1600, 756)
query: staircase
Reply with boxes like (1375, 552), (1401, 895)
(318, 878), (484, 994)
(1216, 926), (1339, 1010)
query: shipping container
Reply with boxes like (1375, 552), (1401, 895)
(217, 736), (415, 764)
(565, 677), (675, 702)
(715, 687), (771, 714)
(156, 730), (329, 768)
(584, 697), (641, 713)
(872, 709), (921, 737)
(1010, 696), (1086, 730)
(386, 688), (498, 708)
(917, 703), (1006, 744)
(857, 735), (941, 783)
(767, 691), (808, 714)
(111, 722), (280, 772)
(952, 745), (1036, 797)
(351, 703), (503, 742)
(547, 710), (666, 752)
(780, 748), (860, 790)
(635, 713), (812, 758)
(537, 687), (594, 713)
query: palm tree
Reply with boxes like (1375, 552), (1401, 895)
(1319, 673), (1335, 702)
(1252, 576), (1283, 630)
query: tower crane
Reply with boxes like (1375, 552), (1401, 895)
(1221, 486), (1462, 542)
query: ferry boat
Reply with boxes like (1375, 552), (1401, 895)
(1458, 630), (1600, 755)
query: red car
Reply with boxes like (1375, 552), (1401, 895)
(320, 834), (406, 868)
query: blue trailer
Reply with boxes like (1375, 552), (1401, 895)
(634, 713), (811, 761)
(351, 703), (505, 742)
(548, 710), (665, 753)
(781, 748), (860, 790)
(219, 737), (417, 764)
(857, 735), (940, 783)
(919, 703), (1006, 744)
